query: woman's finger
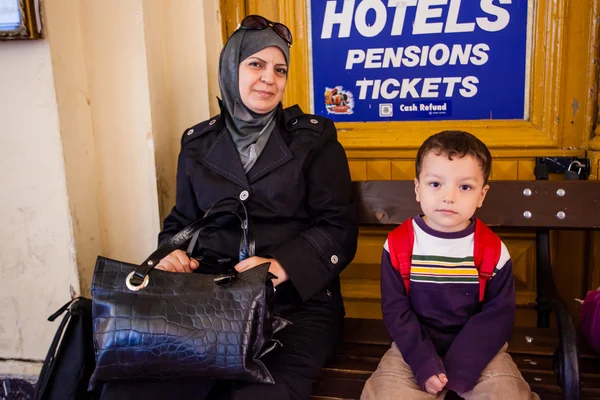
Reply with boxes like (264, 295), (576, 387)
(156, 250), (197, 273)
(235, 256), (258, 272)
(168, 256), (186, 273)
(157, 259), (176, 272)
(159, 254), (185, 273)
(173, 251), (193, 273)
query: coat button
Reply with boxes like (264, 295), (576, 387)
(326, 289), (332, 297)
(239, 190), (249, 201)
(291, 119), (298, 125)
(186, 129), (194, 136)
(209, 119), (216, 126)
(310, 119), (319, 124)
(330, 255), (339, 265)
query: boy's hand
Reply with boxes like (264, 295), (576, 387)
(424, 373), (448, 395)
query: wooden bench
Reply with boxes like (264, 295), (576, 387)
(313, 180), (600, 400)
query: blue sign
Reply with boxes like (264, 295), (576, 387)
(308, 0), (529, 122)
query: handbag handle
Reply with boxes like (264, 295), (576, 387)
(189, 196), (256, 262)
(129, 197), (254, 288)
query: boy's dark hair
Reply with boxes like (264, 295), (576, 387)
(415, 130), (492, 183)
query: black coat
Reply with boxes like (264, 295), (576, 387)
(158, 105), (358, 311)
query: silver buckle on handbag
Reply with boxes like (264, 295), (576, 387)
(126, 271), (149, 291)
(214, 271), (237, 285)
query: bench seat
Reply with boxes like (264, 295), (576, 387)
(312, 318), (600, 400)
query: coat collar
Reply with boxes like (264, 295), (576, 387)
(200, 128), (250, 189)
(198, 107), (294, 187)
(247, 125), (293, 183)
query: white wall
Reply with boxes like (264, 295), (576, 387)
(0, 0), (221, 377)
(0, 40), (79, 371)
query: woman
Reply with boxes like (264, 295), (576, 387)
(100, 15), (358, 400)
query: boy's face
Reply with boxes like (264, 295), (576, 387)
(415, 151), (489, 232)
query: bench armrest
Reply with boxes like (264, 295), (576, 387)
(537, 230), (581, 399)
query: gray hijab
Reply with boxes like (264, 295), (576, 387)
(218, 28), (290, 172)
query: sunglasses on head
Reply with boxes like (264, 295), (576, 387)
(236, 15), (293, 48)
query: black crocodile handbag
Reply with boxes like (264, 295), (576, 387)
(89, 198), (289, 388)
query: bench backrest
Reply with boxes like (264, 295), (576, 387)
(354, 180), (600, 229)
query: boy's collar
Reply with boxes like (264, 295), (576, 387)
(413, 215), (476, 239)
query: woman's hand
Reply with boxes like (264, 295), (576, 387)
(155, 249), (199, 273)
(235, 256), (289, 287)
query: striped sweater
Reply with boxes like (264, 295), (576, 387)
(381, 215), (515, 395)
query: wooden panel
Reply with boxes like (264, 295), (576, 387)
(219, 0), (245, 39)
(366, 161), (390, 180)
(564, 0), (600, 150)
(518, 160), (536, 180)
(341, 279), (379, 301)
(342, 233), (383, 318)
(341, 263), (380, 282)
(246, 0), (277, 19)
(390, 161), (414, 180)
(491, 160), (519, 180)
(347, 229), (387, 266)
(343, 299), (382, 319)
(340, 229), (384, 312)
(348, 161), (366, 181)
(593, 155), (600, 181)
(278, 0), (308, 110)
(505, 235), (537, 306)
(515, 309), (538, 327)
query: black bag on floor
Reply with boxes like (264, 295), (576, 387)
(35, 297), (96, 400)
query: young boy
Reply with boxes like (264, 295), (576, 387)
(361, 131), (539, 399)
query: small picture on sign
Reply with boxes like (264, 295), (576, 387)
(324, 86), (354, 115)
(379, 103), (393, 117)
